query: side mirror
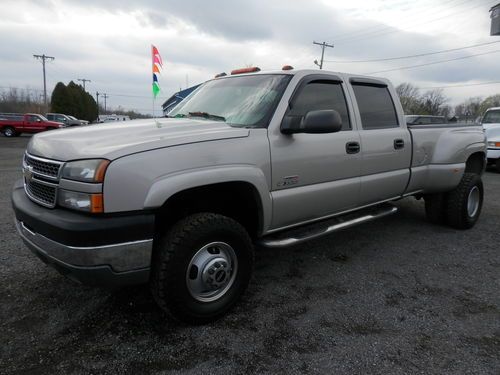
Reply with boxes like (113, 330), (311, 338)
(281, 109), (342, 134)
(36, 118), (41, 122)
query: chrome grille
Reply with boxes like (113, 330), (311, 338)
(25, 178), (57, 207)
(23, 153), (63, 208)
(24, 154), (62, 179)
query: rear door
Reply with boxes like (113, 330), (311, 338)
(269, 74), (362, 229)
(348, 78), (411, 205)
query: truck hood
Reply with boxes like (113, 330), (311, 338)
(27, 118), (250, 161)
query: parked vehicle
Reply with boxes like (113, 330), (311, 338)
(405, 115), (447, 125)
(12, 68), (486, 324)
(68, 115), (89, 125)
(99, 114), (130, 122)
(46, 113), (86, 126)
(0, 113), (64, 137)
(481, 107), (500, 171)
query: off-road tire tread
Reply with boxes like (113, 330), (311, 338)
(151, 212), (253, 324)
(446, 173), (483, 229)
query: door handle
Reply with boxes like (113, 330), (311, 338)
(394, 139), (405, 149)
(346, 141), (360, 154)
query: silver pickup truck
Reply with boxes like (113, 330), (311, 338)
(12, 68), (486, 323)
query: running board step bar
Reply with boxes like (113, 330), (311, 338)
(258, 203), (398, 248)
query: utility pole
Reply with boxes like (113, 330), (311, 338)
(33, 54), (55, 110)
(77, 78), (91, 91)
(96, 91), (100, 120)
(102, 93), (109, 113)
(313, 41), (334, 70)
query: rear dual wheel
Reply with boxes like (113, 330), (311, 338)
(424, 172), (483, 229)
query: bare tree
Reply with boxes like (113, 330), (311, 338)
(396, 83), (421, 114)
(420, 89), (447, 116)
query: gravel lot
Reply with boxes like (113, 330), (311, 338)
(1, 135), (499, 374)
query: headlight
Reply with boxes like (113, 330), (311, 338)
(61, 159), (110, 182)
(58, 190), (103, 213)
(488, 141), (500, 148)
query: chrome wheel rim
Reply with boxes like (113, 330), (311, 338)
(186, 242), (238, 302)
(5, 128), (13, 136)
(467, 186), (480, 217)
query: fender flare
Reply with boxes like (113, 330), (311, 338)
(144, 165), (272, 233)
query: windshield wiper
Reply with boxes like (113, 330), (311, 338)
(188, 111), (226, 122)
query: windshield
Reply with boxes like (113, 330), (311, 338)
(482, 110), (500, 124)
(170, 74), (291, 128)
(68, 115), (77, 120)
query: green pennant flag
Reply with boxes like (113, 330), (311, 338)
(153, 81), (160, 98)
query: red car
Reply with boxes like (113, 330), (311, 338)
(0, 113), (64, 137)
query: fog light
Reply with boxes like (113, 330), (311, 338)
(58, 190), (103, 213)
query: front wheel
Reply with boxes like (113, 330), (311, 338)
(446, 173), (483, 229)
(3, 126), (16, 137)
(151, 213), (254, 324)
(496, 159), (500, 173)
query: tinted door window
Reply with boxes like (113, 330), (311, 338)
(288, 81), (350, 130)
(352, 84), (399, 129)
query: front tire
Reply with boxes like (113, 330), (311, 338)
(151, 213), (254, 324)
(446, 173), (483, 229)
(496, 159), (500, 173)
(3, 126), (15, 137)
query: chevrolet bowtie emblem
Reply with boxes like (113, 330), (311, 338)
(24, 165), (34, 182)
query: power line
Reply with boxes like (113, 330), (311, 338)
(366, 49), (500, 75)
(330, 0), (464, 41)
(33, 54), (55, 110)
(313, 41), (334, 70)
(419, 81), (500, 90)
(335, 0), (492, 45)
(325, 40), (500, 63)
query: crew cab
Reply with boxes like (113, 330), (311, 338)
(481, 107), (500, 171)
(12, 68), (487, 324)
(0, 113), (63, 137)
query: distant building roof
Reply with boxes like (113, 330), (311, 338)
(491, 3), (500, 35)
(161, 84), (202, 115)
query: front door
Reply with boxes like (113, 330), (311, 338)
(23, 115), (41, 132)
(269, 76), (362, 230)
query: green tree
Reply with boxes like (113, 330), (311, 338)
(479, 94), (500, 115)
(50, 81), (98, 122)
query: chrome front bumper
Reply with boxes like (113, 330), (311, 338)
(15, 219), (153, 286)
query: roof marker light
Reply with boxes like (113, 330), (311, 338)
(282, 65), (294, 70)
(214, 72), (227, 78)
(230, 67), (261, 75)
